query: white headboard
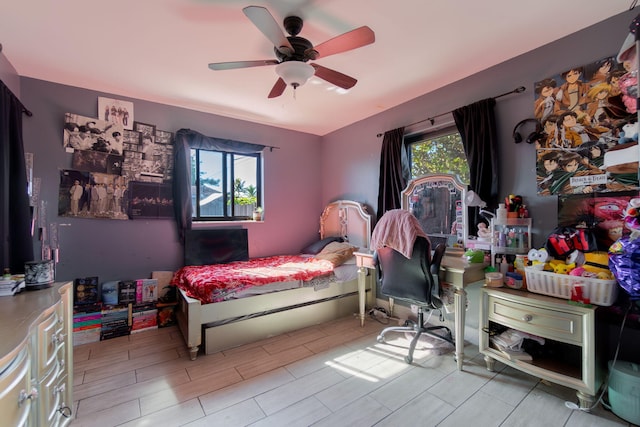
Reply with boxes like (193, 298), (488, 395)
(319, 200), (372, 250)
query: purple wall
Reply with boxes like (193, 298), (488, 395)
(19, 79), (322, 283)
(8, 8), (637, 282)
(0, 51), (20, 96)
(321, 9), (637, 248)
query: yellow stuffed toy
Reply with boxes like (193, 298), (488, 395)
(581, 251), (614, 280)
(549, 259), (575, 274)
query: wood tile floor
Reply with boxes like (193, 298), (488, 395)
(71, 315), (631, 426)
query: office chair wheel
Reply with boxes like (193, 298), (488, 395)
(376, 335), (384, 343)
(405, 355), (413, 364)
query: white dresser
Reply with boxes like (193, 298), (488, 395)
(479, 287), (600, 409)
(0, 282), (73, 426)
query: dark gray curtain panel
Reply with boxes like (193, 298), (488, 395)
(376, 127), (408, 218)
(0, 80), (34, 273)
(453, 98), (499, 233)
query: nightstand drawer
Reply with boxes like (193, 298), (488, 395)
(487, 294), (583, 344)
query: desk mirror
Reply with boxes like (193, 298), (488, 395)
(401, 173), (467, 251)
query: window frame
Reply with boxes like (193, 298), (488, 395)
(191, 147), (262, 221)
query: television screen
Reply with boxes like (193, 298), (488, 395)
(184, 229), (249, 266)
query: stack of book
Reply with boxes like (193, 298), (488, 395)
(73, 303), (102, 345)
(0, 275), (25, 296)
(131, 302), (158, 334)
(101, 305), (131, 340)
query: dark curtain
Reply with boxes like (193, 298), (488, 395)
(453, 98), (499, 234)
(376, 127), (408, 217)
(173, 128), (266, 241)
(0, 81), (33, 273)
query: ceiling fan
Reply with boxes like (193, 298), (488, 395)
(208, 5), (375, 98)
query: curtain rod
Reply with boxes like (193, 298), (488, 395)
(0, 78), (32, 116)
(376, 86), (526, 137)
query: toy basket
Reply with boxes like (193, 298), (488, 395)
(524, 267), (619, 306)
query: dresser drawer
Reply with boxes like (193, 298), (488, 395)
(487, 294), (583, 345)
(0, 346), (32, 427)
(33, 302), (65, 378)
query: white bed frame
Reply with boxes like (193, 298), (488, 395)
(176, 200), (373, 360)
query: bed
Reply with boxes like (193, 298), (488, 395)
(173, 200), (373, 360)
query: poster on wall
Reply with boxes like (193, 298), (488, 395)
(534, 56), (639, 196)
(557, 191), (639, 251)
(72, 150), (123, 175)
(63, 113), (124, 155)
(127, 181), (173, 219)
(98, 97), (134, 130)
(58, 170), (128, 220)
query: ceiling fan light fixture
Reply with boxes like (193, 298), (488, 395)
(275, 61), (315, 89)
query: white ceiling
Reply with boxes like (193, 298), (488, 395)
(0, 1), (629, 136)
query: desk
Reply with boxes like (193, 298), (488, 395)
(354, 250), (485, 370)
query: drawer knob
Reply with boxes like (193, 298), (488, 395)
(18, 388), (38, 405)
(522, 314), (533, 322)
(58, 405), (72, 418)
(52, 333), (66, 345)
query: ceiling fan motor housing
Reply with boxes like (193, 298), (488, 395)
(275, 35), (317, 62)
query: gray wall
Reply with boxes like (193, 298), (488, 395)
(19, 79), (324, 283)
(322, 9), (638, 249)
(0, 50), (20, 96)
(8, 8), (638, 284)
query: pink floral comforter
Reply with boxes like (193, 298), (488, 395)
(172, 255), (335, 303)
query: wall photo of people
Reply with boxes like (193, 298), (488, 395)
(59, 170), (129, 220)
(59, 102), (174, 220)
(534, 56), (639, 196)
(98, 97), (134, 130)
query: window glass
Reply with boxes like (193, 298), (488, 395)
(406, 127), (470, 184)
(190, 148), (261, 220)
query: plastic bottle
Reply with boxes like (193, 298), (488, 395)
(496, 203), (508, 224)
(499, 256), (509, 277)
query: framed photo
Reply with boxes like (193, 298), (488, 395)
(155, 129), (173, 145)
(133, 122), (157, 161)
(98, 97), (134, 130)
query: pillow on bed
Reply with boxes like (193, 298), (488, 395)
(301, 236), (343, 254)
(314, 241), (358, 267)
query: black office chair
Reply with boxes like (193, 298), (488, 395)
(374, 240), (453, 363)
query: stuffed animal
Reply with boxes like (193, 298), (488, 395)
(527, 248), (550, 270)
(617, 121), (639, 144)
(550, 260), (576, 275)
(581, 251), (614, 280)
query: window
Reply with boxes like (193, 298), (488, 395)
(405, 126), (470, 184)
(190, 148), (262, 220)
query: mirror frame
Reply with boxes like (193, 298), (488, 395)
(401, 173), (468, 251)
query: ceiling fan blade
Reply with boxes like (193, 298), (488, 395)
(208, 59), (279, 71)
(311, 26), (375, 59)
(243, 6), (294, 56)
(310, 64), (357, 89)
(268, 78), (287, 98)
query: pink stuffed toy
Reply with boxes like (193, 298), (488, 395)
(619, 72), (638, 114)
